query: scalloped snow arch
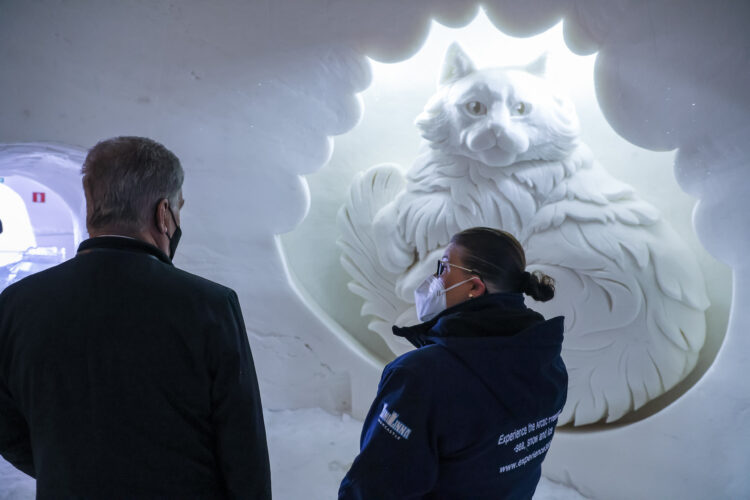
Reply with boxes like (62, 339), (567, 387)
(281, 9), (732, 433)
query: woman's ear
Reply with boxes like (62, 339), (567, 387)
(469, 277), (486, 298)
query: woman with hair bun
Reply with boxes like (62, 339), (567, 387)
(340, 227), (567, 500)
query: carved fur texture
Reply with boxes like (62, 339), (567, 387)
(338, 43), (709, 425)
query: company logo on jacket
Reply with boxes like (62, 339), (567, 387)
(378, 403), (412, 440)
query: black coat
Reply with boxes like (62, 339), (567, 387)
(339, 293), (567, 500)
(0, 236), (271, 499)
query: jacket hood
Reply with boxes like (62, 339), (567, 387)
(393, 293), (566, 419)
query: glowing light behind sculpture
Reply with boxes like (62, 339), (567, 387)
(370, 11), (594, 111)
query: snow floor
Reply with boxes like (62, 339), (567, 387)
(1, 408), (587, 499)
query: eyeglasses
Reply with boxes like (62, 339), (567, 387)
(436, 259), (480, 278)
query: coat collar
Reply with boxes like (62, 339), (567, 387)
(393, 293), (537, 348)
(77, 236), (173, 265)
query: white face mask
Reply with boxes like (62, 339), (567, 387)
(414, 275), (476, 322)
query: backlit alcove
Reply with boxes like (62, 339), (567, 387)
(281, 10), (732, 429)
(1, 1), (748, 499)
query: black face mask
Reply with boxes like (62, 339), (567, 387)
(165, 206), (182, 261)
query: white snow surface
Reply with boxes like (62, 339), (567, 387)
(0, 408), (586, 500)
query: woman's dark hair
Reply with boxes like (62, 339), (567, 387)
(450, 227), (555, 302)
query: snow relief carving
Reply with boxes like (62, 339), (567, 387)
(338, 43), (710, 426)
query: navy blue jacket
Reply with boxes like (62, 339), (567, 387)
(0, 237), (271, 499)
(339, 293), (567, 500)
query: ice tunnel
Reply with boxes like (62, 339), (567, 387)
(0, 144), (86, 292)
(0, 182), (37, 269)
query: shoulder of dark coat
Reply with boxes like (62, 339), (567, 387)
(385, 344), (451, 377)
(166, 265), (237, 299)
(1, 254), (238, 306)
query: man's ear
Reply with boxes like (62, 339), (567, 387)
(154, 198), (169, 233)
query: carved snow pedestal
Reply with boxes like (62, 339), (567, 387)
(338, 44), (709, 426)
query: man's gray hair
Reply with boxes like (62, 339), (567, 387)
(82, 136), (184, 232)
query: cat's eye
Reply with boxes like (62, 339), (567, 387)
(513, 101), (530, 115)
(465, 101), (487, 116)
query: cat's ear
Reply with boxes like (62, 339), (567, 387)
(525, 52), (548, 77)
(439, 42), (476, 86)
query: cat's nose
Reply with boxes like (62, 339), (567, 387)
(487, 108), (528, 153)
(489, 108), (510, 133)
(496, 129), (529, 154)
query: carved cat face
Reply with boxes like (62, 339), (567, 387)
(416, 43), (580, 167)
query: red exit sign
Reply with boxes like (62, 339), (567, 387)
(32, 192), (46, 203)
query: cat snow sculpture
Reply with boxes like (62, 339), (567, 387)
(338, 43), (709, 426)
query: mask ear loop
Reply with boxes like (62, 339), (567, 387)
(440, 275), (480, 295)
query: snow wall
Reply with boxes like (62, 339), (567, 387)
(1, 1), (748, 498)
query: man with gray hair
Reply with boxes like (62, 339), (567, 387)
(0, 136), (271, 498)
